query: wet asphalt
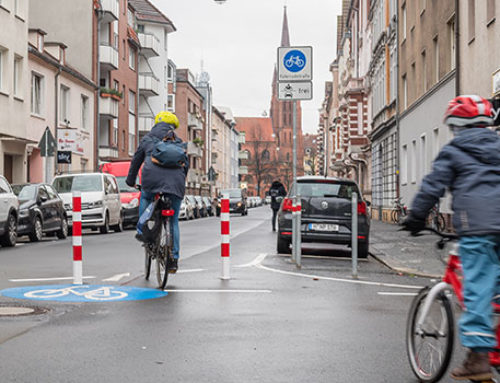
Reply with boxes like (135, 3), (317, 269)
(0, 207), (471, 382)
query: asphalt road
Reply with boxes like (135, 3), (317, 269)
(0, 206), (469, 382)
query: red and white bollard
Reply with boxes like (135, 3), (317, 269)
(220, 196), (230, 280)
(72, 191), (83, 285)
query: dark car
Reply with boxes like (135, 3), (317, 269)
(277, 176), (370, 257)
(218, 188), (248, 216)
(12, 183), (68, 242)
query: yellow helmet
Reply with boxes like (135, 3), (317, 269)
(154, 111), (179, 128)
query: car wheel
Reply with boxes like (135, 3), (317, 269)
(112, 214), (123, 232)
(277, 235), (291, 254)
(358, 242), (369, 259)
(57, 218), (68, 239)
(100, 214), (109, 234)
(0, 213), (17, 247)
(29, 216), (43, 242)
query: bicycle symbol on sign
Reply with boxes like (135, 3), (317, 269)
(283, 50), (306, 73)
(285, 55), (305, 69)
(24, 285), (128, 301)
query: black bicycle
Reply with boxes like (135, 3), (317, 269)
(144, 194), (175, 290)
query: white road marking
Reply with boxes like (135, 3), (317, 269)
(176, 268), (206, 274)
(9, 276), (96, 282)
(163, 289), (272, 293)
(102, 272), (131, 282)
(235, 253), (268, 268)
(255, 264), (422, 290)
(277, 254), (368, 261)
(377, 292), (418, 296)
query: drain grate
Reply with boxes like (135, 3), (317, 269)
(0, 304), (48, 317)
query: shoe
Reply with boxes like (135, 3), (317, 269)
(272, 227), (276, 232)
(168, 258), (178, 274)
(135, 233), (145, 242)
(450, 350), (493, 381)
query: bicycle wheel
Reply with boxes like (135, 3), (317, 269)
(156, 220), (169, 289)
(436, 213), (446, 232)
(407, 287), (454, 383)
(144, 245), (152, 280)
(392, 209), (400, 224)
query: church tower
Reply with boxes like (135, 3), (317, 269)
(270, 6), (304, 188)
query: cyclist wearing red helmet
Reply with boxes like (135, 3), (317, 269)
(403, 95), (499, 381)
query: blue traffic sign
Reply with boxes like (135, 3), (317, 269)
(0, 284), (167, 302)
(284, 50), (306, 72)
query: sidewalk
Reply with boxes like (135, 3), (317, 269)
(369, 219), (447, 278)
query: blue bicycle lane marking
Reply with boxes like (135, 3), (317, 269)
(0, 284), (167, 302)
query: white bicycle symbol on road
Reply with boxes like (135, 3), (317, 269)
(24, 286), (128, 301)
(285, 55), (305, 69)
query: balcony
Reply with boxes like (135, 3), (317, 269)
(100, 44), (119, 72)
(187, 142), (202, 158)
(138, 33), (160, 58)
(238, 151), (248, 160)
(139, 73), (160, 97)
(239, 166), (248, 175)
(99, 95), (119, 119)
(99, 146), (118, 159)
(188, 112), (203, 131)
(138, 116), (154, 133)
(99, 0), (119, 23)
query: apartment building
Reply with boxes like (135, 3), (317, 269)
(0, 0), (30, 183)
(218, 107), (241, 190)
(129, 0), (175, 141)
(212, 106), (234, 194)
(398, 0), (456, 215)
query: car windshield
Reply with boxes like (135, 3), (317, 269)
(115, 176), (138, 193)
(295, 182), (359, 200)
(222, 189), (241, 198)
(12, 184), (37, 200)
(53, 175), (103, 193)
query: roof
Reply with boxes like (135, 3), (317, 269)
(281, 6), (290, 47)
(234, 117), (275, 142)
(128, 0), (176, 32)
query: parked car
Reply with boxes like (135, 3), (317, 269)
(277, 176), (370, 258)
(219, 188), (248, 216)
(203, 196), (215, 216)
(52, 173), (123, 234)
(265, 195), (272, 205)
(0, 176), (19, 247)
(179, 196), (195, 220)
(194, 195), (208, 217)
(255, 196), (263, 206)
(185, 195), (200, 218)
(101, 161), (140, 227)
(12, 183), (68, 242)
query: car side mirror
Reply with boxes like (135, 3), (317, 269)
(38, 195), (48, 204)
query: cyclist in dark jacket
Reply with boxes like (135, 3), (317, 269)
(268, 180), (287, 231)
(126, 111), (189, 272)
(403, 96), (499, 381)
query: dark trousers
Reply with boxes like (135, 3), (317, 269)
(272, 208), (279, 230)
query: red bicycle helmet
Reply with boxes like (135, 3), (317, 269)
(444, 95), (494, 127)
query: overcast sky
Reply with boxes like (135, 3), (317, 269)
(152, 0), (342, 134)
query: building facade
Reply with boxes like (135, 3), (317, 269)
(211, 106), (233, 193)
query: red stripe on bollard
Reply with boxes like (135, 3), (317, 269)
(73, 246), (82, 261)
(221, 243), (230, 257)
(221, 199), (229, 213)
(73, 197), (81, 212)
(221, 221), (230, 235)
(73, 221), (82, 237)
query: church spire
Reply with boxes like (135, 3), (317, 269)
(280, 6), (290, 47)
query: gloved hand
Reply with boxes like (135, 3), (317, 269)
(401, 213), (426, 235)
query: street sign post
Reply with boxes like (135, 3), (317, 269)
(278, 82), (313, 101)
(38, 127), (57, 183)
(278, 46), (312, 81)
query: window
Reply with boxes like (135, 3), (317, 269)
(122, 39), (126, 60)
(0, 48), (5, 91)
(421, 51), (427, 93)
(449, 19), (455, 70)
(128, 90), (135, 113)
(167, 94), (175, 112)
(113, 119), (118, 146)
(60, 85), (70, 124)
(13, 56), (22, 98)
(164, 30), (168, 51)
(411, 140), (417, 183)
(411, 62), (416, 100)
(129, 46), (135, 70)
(402, 3), (407, 40)
(487, 0), (496, 25)
(31, 72), (43, 115)
(357, 103), (363, 135)
(433, 128), (439, 158)
(468, 0), (475, 42)
(401, 145), (408, 185)
(433, 36), (439, 83)
(262, 150), (270, 161)
(128, 91), (136, 155)
(113, 80), (119, 91)
(81, 95), (89, 130)
(402, 74), (408, 109)
(137, 24), (145, 33)
(390, 45), (396, 101)
(420, 134), (427, 178)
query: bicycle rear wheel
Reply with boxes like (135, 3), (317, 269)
(407, 287), (454, 383)
(156, 220), (171, 289)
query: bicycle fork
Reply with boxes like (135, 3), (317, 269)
(415, 281), (451, 334)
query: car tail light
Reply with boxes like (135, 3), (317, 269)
(282, 198), (293, 212)
(162, 210), (175, 217)
(357, 201), (367, 216)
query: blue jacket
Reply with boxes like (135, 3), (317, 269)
(411, 128), (500, 236)
(126, 122), (189, 199)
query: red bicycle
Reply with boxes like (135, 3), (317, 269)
(406, 228), (500, 383)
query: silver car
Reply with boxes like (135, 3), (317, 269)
(179, 196), (195, 220)
(0, 175), (19, 247)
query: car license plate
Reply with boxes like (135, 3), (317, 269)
(309, 223), (339, 232)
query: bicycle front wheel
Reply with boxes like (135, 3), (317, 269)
(406, 287), (454, 383)
(156, 221), (170, 289)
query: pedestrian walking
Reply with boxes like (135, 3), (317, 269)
(402, 95), (499, 381)
(268, 180), (287, 231)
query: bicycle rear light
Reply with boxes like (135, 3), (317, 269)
(161, 210), (175, 217)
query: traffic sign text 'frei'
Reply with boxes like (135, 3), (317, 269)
(278, 82), (313, 101)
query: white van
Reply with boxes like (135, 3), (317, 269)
(52, 173), (122, 234)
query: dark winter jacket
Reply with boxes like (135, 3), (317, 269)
(126, 122), (189, 199)
(269, 181), (287, 210)
(411, 128), (500, 236)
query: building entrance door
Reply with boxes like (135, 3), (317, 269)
(3, 154), (13, 183)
